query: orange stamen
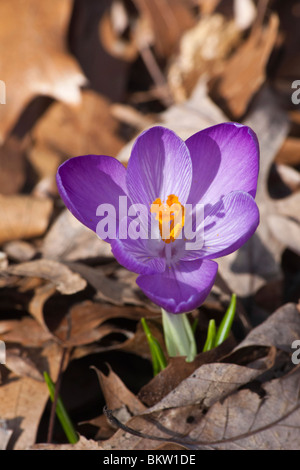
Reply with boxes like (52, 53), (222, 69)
(150, 194), (185, 243)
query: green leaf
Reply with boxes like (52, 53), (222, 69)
(141, 318), (168, 375)
(214, 293), (237, 347)
(202, 319), (216, 352)
(43, 371), (79, 444)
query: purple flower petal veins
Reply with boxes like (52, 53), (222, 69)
(56, 123), (260, 314)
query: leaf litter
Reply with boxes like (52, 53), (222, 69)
(0, 0), (300, 451)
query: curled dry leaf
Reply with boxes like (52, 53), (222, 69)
(42, 209), (112, 262)
(0, 195), (53, 245)
(3, 259), (87, 295)
(274, 164), (300, 192)
(0, 317), (52, 348)
(0, 0), (86, 142)
(66, 262), (149, 308)
(105, 366), (300, 450)
(268, 216), (300, 257)
(49, 300), (139, 347)
(147, 362), (267, 413)
(209, 14), (279, 119)
(0, 342), (61, 450)
(0, 138), (26, 195)
(138, 337), (236, 406)
(5, 350), (44, 382)
(132, 0), (195, 58)
(168, 14), (241, 102)
(99, 6), (138, 62)
(3, 240), (37, 263)
(275, 137), (300, 166)
(92, 365), (146, 416)
(29, 90), (125, 179)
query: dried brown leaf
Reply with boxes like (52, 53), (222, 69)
(138, 337), (235, 406)
(168, 14), (241, 102)
(209, 14), (279, 118)
(275, 137), (300, 166)
(0, 195), (53, 245)
(42, 209), (112, 262)
(29, 90), (125, 179)
(93, 365), (146, 415)
(0, 317), (52, 347)
(5, 259), (87, 295)
(133, 0), (195, 58)
(148, 362), (266, 413)
(0, 0), (86, 142)
(0, 371), (54, 449)
(0, 138), (26, 195)
(5, 350), (44, 381)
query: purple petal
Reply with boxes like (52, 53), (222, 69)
(136, 259), (218, 314)
(127, 126), (192, 207)
(186, 123), (259, 205)
(182, 191), (259, 261)
(111, 237), (165, 275)
(56, 155), (127, 236)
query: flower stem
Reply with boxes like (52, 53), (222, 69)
(161, 309), (197, 362)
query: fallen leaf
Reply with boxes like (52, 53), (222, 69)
(268, 216), (300, 257)
(275, 137), (300, 167)
(223, 304), (300, 371)
(0, 0), (86, 142)
(0, 342), (61, 450)
(29, 90), (125, 179)
(138, 337), (236, 406)
(93, 365), (146, 415)
(0, 138), (26, 195)
(3, 259), (87, 295)
(168, 14), (241, 102)
(132, 0), (195, 58)
(0, 317), (52, 348)
(3, 240), (37, 263)
(209, 14), (279, 118)
(186, 367), (300, 449)
(148, 362), (266, 413)
(41, 209), (112, 262)
(0, 195), (53, 245)
(5, 350), (44, 381)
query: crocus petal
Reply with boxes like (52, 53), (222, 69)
(111, 235), (165, 275)
(56, 155), (127, 237)
(186, 122), (259, 206)
(136, 259), (218, 314)
(126, 126), (192, 207)
(182, 191), (259, 261)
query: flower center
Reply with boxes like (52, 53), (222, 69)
(150, 194), (185, 243)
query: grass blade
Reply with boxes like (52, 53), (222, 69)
(202, 319), (216, 352)
(214, 293), (237, 347)
(44, 371), (79, 444)
(141, 318), (167, 375)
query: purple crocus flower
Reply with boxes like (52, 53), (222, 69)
(56, 123), (259, 314)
